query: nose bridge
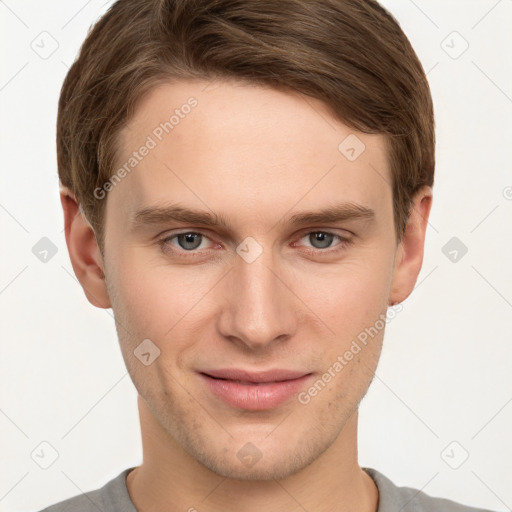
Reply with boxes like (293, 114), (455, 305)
(218, 242), (296, 349)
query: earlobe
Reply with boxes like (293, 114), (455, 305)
(389, 186), (433, 306)
(60, 187), (111, 309)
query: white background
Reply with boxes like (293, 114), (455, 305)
(0, 1), (511, 511)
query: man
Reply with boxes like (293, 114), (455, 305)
(41, 0), (495, 510)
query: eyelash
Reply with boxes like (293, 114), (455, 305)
(158, 230), (352, 259)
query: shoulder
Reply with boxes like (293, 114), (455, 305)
(364, 467), (497, 512)
(38, 468), (136, 512)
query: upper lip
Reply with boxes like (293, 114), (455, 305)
(200, 368), (311, 383)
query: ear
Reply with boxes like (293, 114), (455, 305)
(60, 186), (111, 309)
(389, 186), (433, 305)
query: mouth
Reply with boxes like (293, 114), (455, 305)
(198, 369), (314, 411)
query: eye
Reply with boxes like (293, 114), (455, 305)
(304, 232), (337, 249)
(295, 231), (351, 253)
(160, 232), (213, 253)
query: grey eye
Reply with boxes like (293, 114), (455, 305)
(176, 233), (203, 250)
(308, 232), (335, 249)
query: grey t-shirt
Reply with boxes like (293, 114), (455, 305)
(39, 466), (496, 512)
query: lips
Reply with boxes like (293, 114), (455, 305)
(199, 368), (313, 410)
(202, 368), (310, 383)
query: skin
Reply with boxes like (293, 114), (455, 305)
(62, 78), (432, 512)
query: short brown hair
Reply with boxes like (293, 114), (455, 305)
(57, 0), (435, 251)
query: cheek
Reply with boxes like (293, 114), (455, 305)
(297, 257), (392, 338)
(106, 249), (210, 339)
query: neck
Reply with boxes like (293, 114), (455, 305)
(126, 395), (378, 512)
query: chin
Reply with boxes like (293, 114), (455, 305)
(194, 448), (314, 481)
(181, 423), (340, 482)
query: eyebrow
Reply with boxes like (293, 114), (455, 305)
(132, 202), (375, 231)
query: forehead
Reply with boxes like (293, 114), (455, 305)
(108, 78), (392, 231)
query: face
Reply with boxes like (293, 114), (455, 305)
(102, 78), (400, 480)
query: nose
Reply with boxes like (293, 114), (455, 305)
(216, 246), (297, 351)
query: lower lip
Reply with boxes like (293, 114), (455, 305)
(200, 373), (313, 411)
